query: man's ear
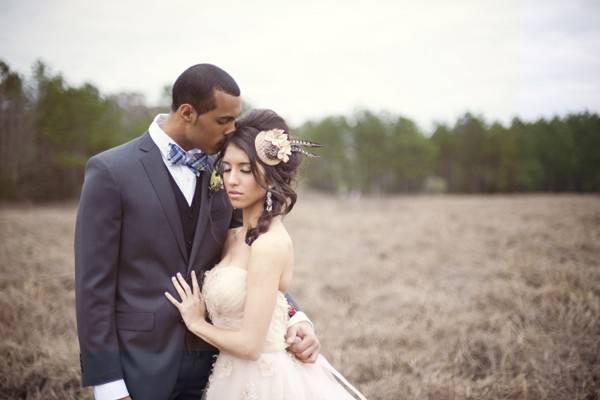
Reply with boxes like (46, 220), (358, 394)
(177, 104), (196, 123)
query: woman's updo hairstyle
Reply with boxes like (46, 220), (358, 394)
(216, 109), (303, 245)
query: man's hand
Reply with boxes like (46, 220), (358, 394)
(285, 321), (321, 363)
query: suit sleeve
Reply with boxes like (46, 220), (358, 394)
(74, 155), (124, 386)
(284, 293), (301, 311)
(285, 294), (314, 328)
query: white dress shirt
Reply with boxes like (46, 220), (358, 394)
(149, 113), (200, 206)
(94, 115), (312, 400)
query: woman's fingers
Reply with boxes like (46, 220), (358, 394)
(171, 276), (186, 300)
(191, 270), (200, 298)
(176, 272), (192, 296)
(164, 291), (180, 308)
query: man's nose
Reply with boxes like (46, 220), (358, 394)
(224, 122), (236, 136)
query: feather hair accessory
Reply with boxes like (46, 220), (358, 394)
(255, 129), (322, 165)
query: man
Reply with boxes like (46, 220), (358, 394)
(75, 64), (320, 400)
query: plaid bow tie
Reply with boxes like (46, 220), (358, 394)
(167, 143), (211, 176)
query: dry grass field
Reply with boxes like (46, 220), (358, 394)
(1, 194), (599, 399)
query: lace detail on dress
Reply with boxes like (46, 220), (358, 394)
(213, 357), (233, 378)
(201, 265), (368, 400)
(203, 266), (289, 353)
(258, 359), (274, 377)
(241, 382), (259, 400)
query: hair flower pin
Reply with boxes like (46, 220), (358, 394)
(255, 128), (322, 166)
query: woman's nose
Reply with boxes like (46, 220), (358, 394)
(227, 170), (239, 186)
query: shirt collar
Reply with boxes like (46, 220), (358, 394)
(148, 114), (202, 160)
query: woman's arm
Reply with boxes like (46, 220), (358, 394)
(166, 234), (289, 361)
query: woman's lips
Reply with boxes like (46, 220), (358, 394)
(228, 191), (243, 198)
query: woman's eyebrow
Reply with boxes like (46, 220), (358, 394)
(222, 161), (251, 166)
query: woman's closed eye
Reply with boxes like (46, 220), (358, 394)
(221, 167), (251, 174)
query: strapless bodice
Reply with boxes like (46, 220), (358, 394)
(202, 266), (289, 353)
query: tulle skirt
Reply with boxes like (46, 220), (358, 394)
(204, 350), (366, 400)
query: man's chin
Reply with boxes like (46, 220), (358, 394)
(214, 140), (227, 153)
(200, 145), (219, 155)
(200, 143), (224, 155)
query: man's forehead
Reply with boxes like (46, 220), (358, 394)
(213, 89), (241, 115)
(213, 88), (240, 102)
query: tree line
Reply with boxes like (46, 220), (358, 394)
(0, 60), (161, 201)
(1, 60), (599, 201)
(297, 111), (600, 194)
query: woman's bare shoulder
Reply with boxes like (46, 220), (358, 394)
(250, 225), (292, 259)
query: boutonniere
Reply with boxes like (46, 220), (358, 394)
(209, 169), (224, 194)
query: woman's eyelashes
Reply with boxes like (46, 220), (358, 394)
(220, 167), (251, 174)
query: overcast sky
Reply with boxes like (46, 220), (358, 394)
(1, 0), (599, 131)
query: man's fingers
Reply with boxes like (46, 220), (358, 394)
(171, 276), (187, 300)
(176, 273), (192, 296)
(296, 350), (318, 364)
(164, 291), (180, 308)
(285, 324), (299, 344)
(289, 341), (309, 354)
(305, 352), (319, 363)
(288, 322), (321, 363)
(290, 335), (314, 354)
(299, 342), (319, 360)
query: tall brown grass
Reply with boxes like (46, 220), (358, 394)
(1, 194), (599, 399)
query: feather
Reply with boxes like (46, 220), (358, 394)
(289, 138), (323, 148)
(292, 146), (319, 158)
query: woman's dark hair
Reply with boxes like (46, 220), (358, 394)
(215, 109), (302, 245)
(171, 64), (240, 115)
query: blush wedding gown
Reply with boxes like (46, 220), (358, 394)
(201, 265), (367, 400)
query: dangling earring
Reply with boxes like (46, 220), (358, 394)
(265, 191), (273, 212)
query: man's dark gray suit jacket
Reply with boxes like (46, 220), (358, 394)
(74, 132), (235, 399)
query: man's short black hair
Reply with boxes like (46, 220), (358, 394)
(171, 64), (241, 115)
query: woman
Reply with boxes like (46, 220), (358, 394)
(165, 109), (366, 399)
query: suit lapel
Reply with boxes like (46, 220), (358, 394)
(188, 169), (211, 271)
(138, 132), (188, 264)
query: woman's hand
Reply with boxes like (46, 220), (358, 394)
(164, 271), (206, 330)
